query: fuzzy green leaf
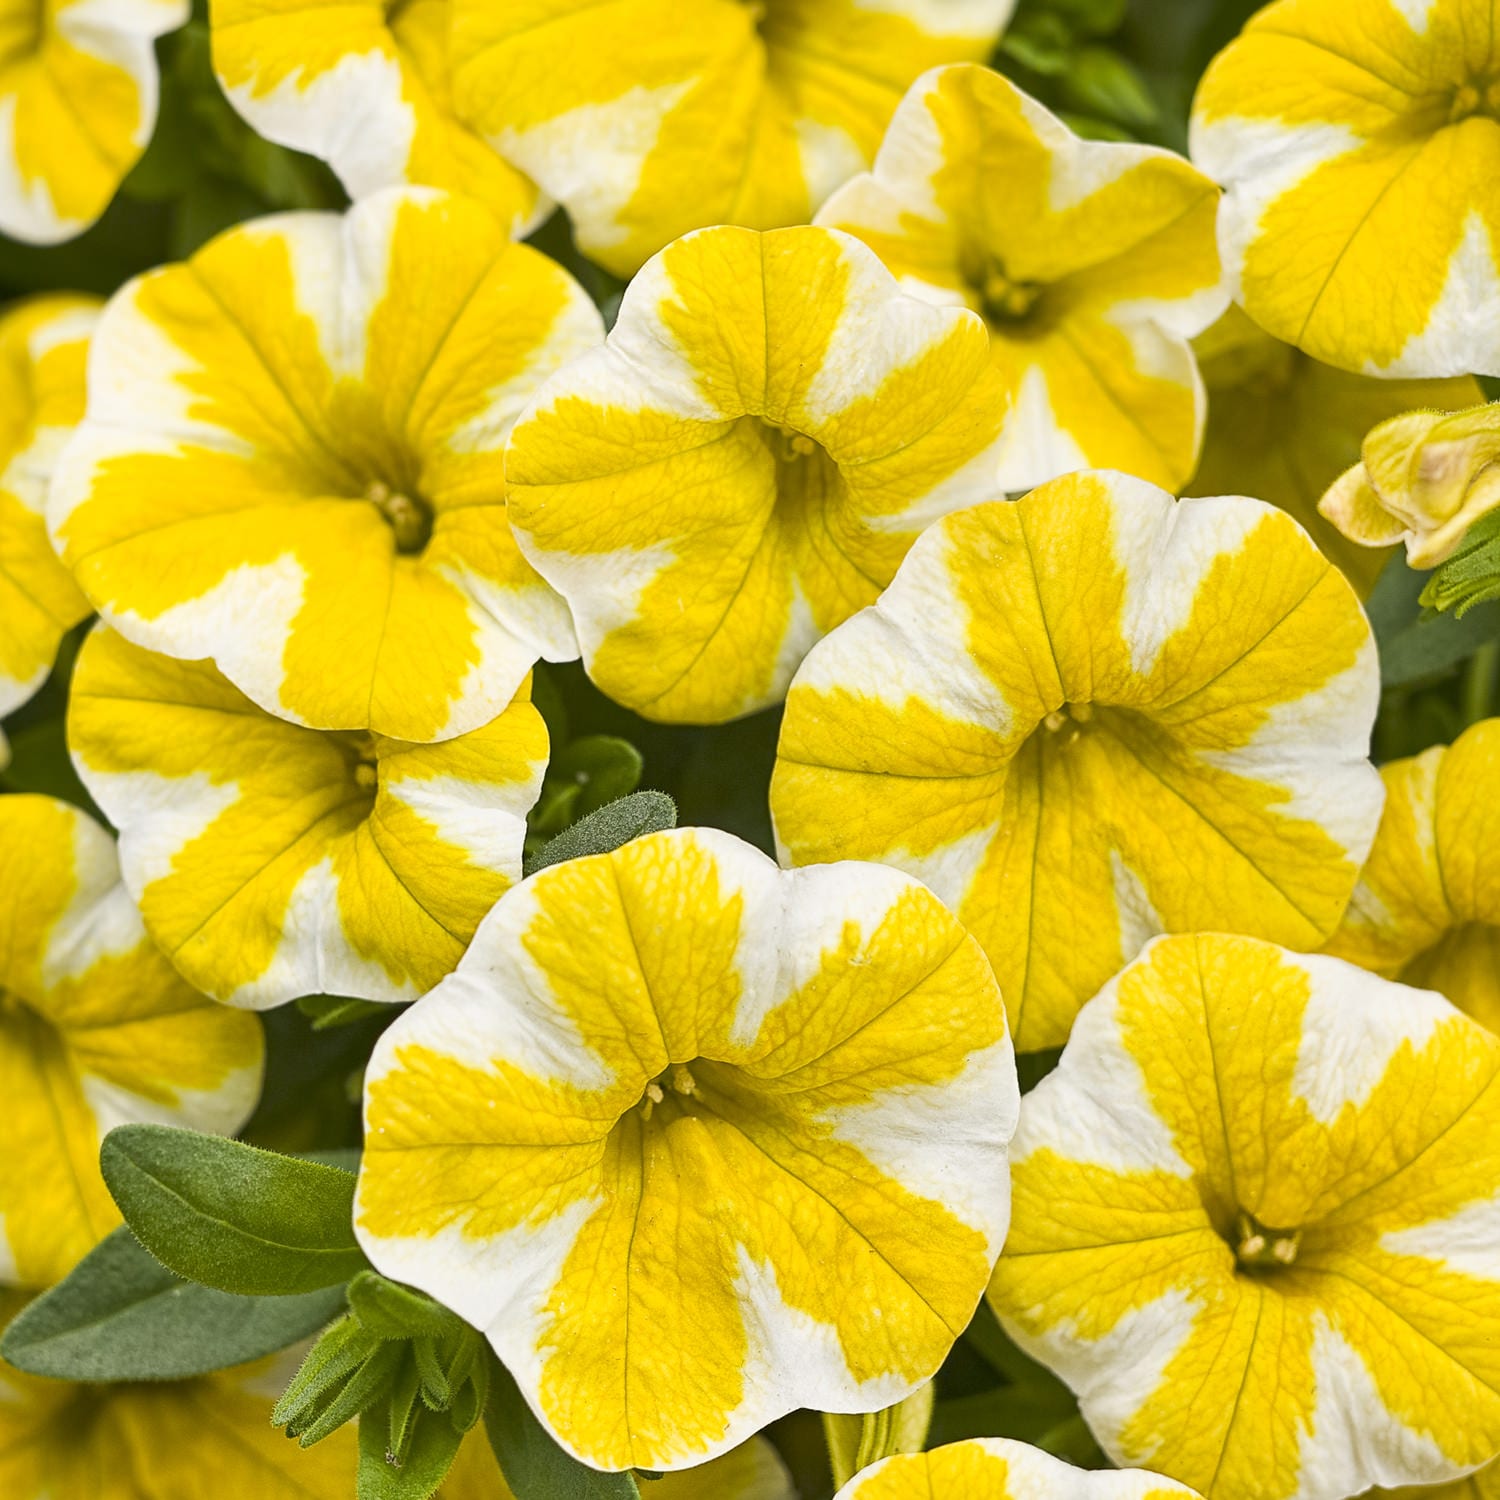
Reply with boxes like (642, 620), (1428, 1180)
(1367, 554), (1500, 685)
(100, 1123), (369, 1296)
(0, 1227), (344, 1381)
(525, 791), (676, 876)
(485, 1354), (640, 1500)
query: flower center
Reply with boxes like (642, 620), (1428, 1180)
(1449, 75), (1500, 124)
(1233, 1210), (1301, 1270)
(331, 730), (381, 792)
(639, 1062), (700, 1121)
(365, 479), (433, 556)
(758, 420), (820, 466)
(1041, 701), (1095, 736)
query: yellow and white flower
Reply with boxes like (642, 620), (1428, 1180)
(448, 0), (1016, 278)
(988, 933), (1500, 1500)
(1318, 401), (1500, 569)
(1188, 307), (1484, 595)
(0, 294), (98, 761)
(0, 1315), (357, 1498)
(355, 826), (1018, 1472)
(211, 0), (541, 234)
(49, 187), (602, 744)
(1191, 0), (1500, 378)
(1325, 718), (1500, 1034)
(0, 0), (186, 244)
(818, 64), (1225, 492)
(68, 625), (547, 1010)
(0, 795), (262, 1289)
(444, 1429), (794, 1500)
(832, 1437), (1201, 1500)
(506, 223), (1009, 725)
(771, 470), (1383, 1052)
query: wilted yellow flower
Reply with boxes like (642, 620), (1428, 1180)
(818, 63), (1224, 492)
(0, 796), (262, 1288)
(1191, 0), (1500, 377)
(507, 223), (1008, 724)
(989, 934), (1500, 1500)
(772, 470), (1383, 1052)
(1325, 718), (1500, 1034)
(833, 1437), (1201, 1500)
(211, 0), (541, 233)
(0, 295), (98, 760)
(445, 1429), (794, 1500)
(49, 188), (602, 743)
(1188, 306), (1484, 596)
(0, 1316), (356, 1498)
(1318, 401), (1500, 568)
(448, 0), (1016, 277)
(0, 0), (185, 243)
(356, 827), (1018, 1471)
(68, 626), (547, 1009)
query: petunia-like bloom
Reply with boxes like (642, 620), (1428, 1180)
(506, 223), (1009, 725)
(447, 0), (1016, 279)
(1191, 0), (1500, 378)
(355, 827), (1018, 1471)
(0, 1316), (357, 1497)
(1318, 401), (1500, 569)
(832, 1437), (1201, 1500)
(0, 294), (99, 762)
(211, 0), (541, 234)
(1188, 306), (1483, 596)
(817, 64), (1225, 493)
(68, 625), (547, 1010)
(0, 0), (185, 244)
(1325, 718), (1500, 1034)
(0, 795), (262, 1288)
(49, 187), (602, 744)
(771, 470), (1384, 1053)
(988, 933), (1500, 1500)
(445, 1430), (794, 1500)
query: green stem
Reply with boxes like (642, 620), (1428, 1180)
(1463, 641), (1500, 725)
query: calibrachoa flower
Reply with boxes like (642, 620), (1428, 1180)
(0, 795), (262, 1287)
(0, 1311), (356, 1497)
(506, 223), (1008, 724)
(355, 827), (1018, 1471)
(448, 0), (1017, 278)
(1188, 306), (1483, 595)
(988, 933), (1500, 1500)
(49, 187), (602, 743)
(0, 0), (185, 244)
(1318, 401), (1500, 569)
(832, 1437), (1202, 1500)
(771, 470), (1383, 1052)
(1191, 0), (1500, 377)
(1325, 718), (1500, 1034)
(0, 294), (99, 759)
(211, 0), (541, 233)
(68, 626), (547, 1009)
(444, 1430), (794, 1500)
(817, 64), (1225, 492)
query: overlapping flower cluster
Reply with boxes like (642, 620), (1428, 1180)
(4, 0), (1500, 1496)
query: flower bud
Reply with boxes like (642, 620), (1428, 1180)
(1320, 401), (1500, 567)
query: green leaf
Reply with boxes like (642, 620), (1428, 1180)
(100, 1123), (369, 1296)
(998, 13), (1074, 74)
(0, 715), (102, 818)
(1060, 47), (1158, 129)
(485, 1354), (640, 1500)
(346, 1272), (463, 1341)
(296, 994), (396, 1031)
(524, 791), (677, 876)
(360, 1399), (465, 1500)
(0, 1227), (344, 1381)
(1367, 553), (1500, 686)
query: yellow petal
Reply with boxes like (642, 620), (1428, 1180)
(506, 222), (1009, 724)
(773, 470), (1383, 1051)
(988, 934), (1500, 1500)
(356, 827), (1016, 1471)
(50, 188), (602, 741)
(68, 624), (547, 1008)
(0, 796), (262, 1287)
